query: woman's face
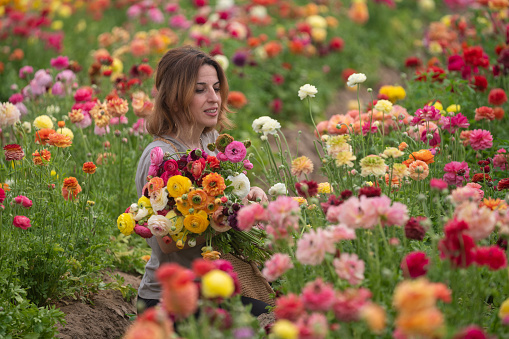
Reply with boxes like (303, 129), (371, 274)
(188, 65), (221, 131)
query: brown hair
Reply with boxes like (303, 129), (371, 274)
(147, 46), (234, 137)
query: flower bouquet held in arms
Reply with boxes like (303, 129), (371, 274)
(117, 133), (270, 263)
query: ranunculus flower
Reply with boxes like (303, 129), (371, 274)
(334, 253), (365, 285)
(117, 213), (135, 235)
(147, 214), (171, 236)
(0, 102), (21, 127)
(202, 269), (235, 298)
(13, 215), (31, 229)
(400, 251), (430, 278)
(469, 129), (493, 151)
(347, 73), (367, 87)
(262, 253), (294, 282)
(227, 173), (250, 199)
(224, 141), (246, 163)
(14, 195), (32, 208)
(3, 144), (24, 161)
(33, 115), (54, 129)
(298, 84), (318, 100)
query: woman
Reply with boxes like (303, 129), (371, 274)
(135, 46), (270, 316)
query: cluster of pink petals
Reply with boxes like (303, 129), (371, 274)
(296, 228), (335, 265)
(296, 313), (329, 339)
(237, 203), (267, 231)
(13, 195), (32, 208)
(13, 215), (31, 230)
(333, 253), (365, 285)
(148, 146), (164, 176)
(455, 202), (496, 241)
(443, 161), (470, 187)
(262, 253), (294, 282)
(469, 129), (493, 151)
(224, 141), (247, 163)
(327, 195), (408, 229)
(450, 186), (482, 205)
(410, 105), (442, 125)
(265, 196), (301, 240)
(333, 288), (373, 322)
(465, 183), (484, 201)
(440, 113), (469, 133)
(301, 278), (336, 312)
(494, 149), (508, 170)
(326, 224), (356, 241)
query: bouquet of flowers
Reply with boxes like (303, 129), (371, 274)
(117, 133), (270, 262)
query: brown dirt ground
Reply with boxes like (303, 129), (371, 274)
(54, 68), (402, 338)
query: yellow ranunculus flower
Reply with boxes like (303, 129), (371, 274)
(306, 15), (327, 29)
(176, 197), (191, 215)
(138, 196), (151, 209)
(167, 175), (192, 198)
(117, 213), (135, 236)
(51, 20), (63, 30)
(311, 28), (327, 43)
(201, 270), (234, 298)
(446, 104), (461, 113)
(33, 115), (54, 129)
(111, 58), (123, 74)
(166, 210), (184, 235)
(271, 320), (298, 339)
(183, 210), (209, 234)
(57, 127), (74, 140)
(499, 298), (509, 321)
(317, 182), (332, 194)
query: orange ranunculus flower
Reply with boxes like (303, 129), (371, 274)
(32, 149), (51, 166)
(57, 121), (65, 128)
(147, 177), (164, 195)
(187, 189), (209, 210)
(68, 109), (84, 123)
(227, 91), (248, 109)
(202, 250), (221, 261)
(348, 0), (369, 25)
(82, 162), (97, 174)
(35, 128), (56, 145)
(48, 132), (72, 148)
(403, 149), (434, 166)
(202, 173), (226, 197)
(107, 97), (129, 117)
(264, 41), (283, 58)
(398, 142), (408, 151)
(62, 177), (82, 200)
(482, 197), (508, 211)
(184, 210), (209, 234)
(157, 263), (198, 319)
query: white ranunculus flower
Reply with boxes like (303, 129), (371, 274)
(22, 121), (31, 133)
(150, 188), (169, 212)
(134, 207), (149, 221)
(298, 84), (318, 100)
(0, 102), (21, 127)
(261, 118), (281, 135)
(147, 215), (171, 237)
(268, 183), (287, 196)
(252, 116), (272, 133)
(227, 173), (251, 199)
(347, 73), (367, 87)
(216, 0), (234, 10)
(214, 54), (229, 71)
(250, 5), (267, 19)
(374, 99), (393, 114)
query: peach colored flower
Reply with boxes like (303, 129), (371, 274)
(62, 177), (82, 200)
(32, 149), (51, 165)
(291, 156), (314, 177)
(107, 97), (129, 117)
(455, 201), (496, 241)
(48, 132), (72, 148)
(82, 162), (97, 174)
(408, 160), (429, 181)
(35, 128), (56, 145)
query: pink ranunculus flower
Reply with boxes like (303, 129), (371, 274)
(94, 125), (110, 136)
(301, 278), (336, 312)
(224, 141), (247, 163)
(469, 129), (493, 151)
(440, 113), (469, 133)
(455, 201), (496, 241)
(14, 195), (32, 208)
(237, 203), (267, 231)
(216, 152), (228, 162)
(150, 146), (164, 167)
(19, 66), (34, 79)
(430, 178), (448, 190)
(262, 253), (294, 282)
(334, 253), (365, 285)
(0, 187), (5, 203)
(296, 228), (335, 265)
(148, 7), (164, 23)
(494, 152), (508, 170)
(332, 288), (372, 322)
(76, 112), (92, 129)
(267, 196), (300, 230)
(465, 183), (484, 200)
(326, 224), (356, 241)
(450, 186), (482, 205)
(51, 81), (65, 96)
(13, 215), (31, 229)
(296, 313), (329, 339)
(50, 55), (69, 70)
(443, 161), (470, 187)
(243, 159), (254, 170)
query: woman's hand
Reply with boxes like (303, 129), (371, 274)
(245, 186), (268, 204)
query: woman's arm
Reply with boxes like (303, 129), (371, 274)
(156, 233), (208, 254)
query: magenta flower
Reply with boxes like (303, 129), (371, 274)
(430, 178), (448, 190)
(440, 113), (469, 133)
(0, 187), (5, 204)
(262, 253), (294, 282)
(216, 152), (228, 162)
(9, 93), (24, 104)
(19, 66), (34, 79)
(134, 225), (153, 238)
(469, 129), (493, 151)
(443, 161), (470, 187)
(150, 146), (164, 167)
(411, 105), (442, 126)
(74, 87), (93, 102)
(362, 121), (378, 136)
(147, 7), (164, 23)
(14, 195), (32, 208)
(50, 56), (69, 70)
(13, 215), (31, 230)
(224, 141), (246, 163)
(333, 253), (365, 285)
(420, 129), (441, 147)
(51, 81), (65, 96)
(243, 159), (253, 170)
(400, 251), (429, 278)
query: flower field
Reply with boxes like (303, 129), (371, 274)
(2, 0), (509, 338)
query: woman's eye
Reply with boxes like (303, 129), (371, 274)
(214, 88), (220, 92)
(195, 89), (204, 93)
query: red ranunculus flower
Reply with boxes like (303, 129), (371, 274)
(488, 88), (508, 106)
(295, 180), (318, 198)
(400, 251), (430, 278)
(474, 246), (507, 270)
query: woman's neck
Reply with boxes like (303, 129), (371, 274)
(170, 129), (205, 149)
